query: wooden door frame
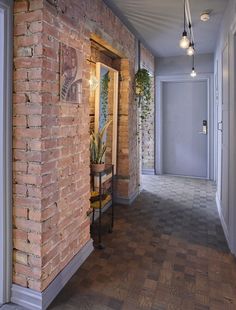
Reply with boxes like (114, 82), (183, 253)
(0, 0), (13, 305)
(155, 74), (214, 180)
(94, 62), (119, 175)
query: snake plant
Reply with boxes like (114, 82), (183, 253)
(90, 120), (112, 164)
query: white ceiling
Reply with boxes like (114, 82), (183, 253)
(104, 0), (229, 57)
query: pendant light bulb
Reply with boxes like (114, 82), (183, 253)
(179, 0), (189, 49)
(179, 31), (190, 49)
(187, 43), (195, 56)
(190, 68), (197, 77)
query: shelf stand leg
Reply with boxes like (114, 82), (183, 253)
(92, 208), (95, 225)
(111, 165), (114, 231)
(97, 172), (104, 249)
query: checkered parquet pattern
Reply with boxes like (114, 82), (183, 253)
(3, 176), (235, 310)
(49, 176), (236, 309)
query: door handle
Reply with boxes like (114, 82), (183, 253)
(199, 119), (207, 135)
(217, 121), (223, 132)
(199, 120), (207, 135)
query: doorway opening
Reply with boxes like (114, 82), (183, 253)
(156, 75), (214, 180)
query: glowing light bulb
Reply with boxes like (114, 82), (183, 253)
(187, 44), (195, 56)
(190, 68), (197, 77)
(179, 31), (190, 49)
(89, 76), (99, 90)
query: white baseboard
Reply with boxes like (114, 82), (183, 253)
(11, 286), (42, 310)
(142, 168), (155, 175)
(216, 193), (230, 246)
(114, 188), (139, 205)
(11, 239), (94, 310)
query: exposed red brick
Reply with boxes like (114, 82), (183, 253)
(14, 1), (28, 14)
(14, 262), (41, 280)
(13, 207), (28, 218)
(28, 255), (42, 268)
(14, 10), (43, 25)
(29, 0), (43, 12)
(13, 250), (28, 265)
(28, 21), (43, 34)
(28, 232), (42, 244)
(14, 218), (42, 233)
(12, 0), (152, 293)
(13, 239), (41, 256)
(13, 228), (28, 241)
(13, 273), (27, 287)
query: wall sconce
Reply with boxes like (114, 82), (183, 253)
(89, 76), (99, 91)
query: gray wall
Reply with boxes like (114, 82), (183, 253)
(0, 0), (13, 305)
(214, 0), (236, 255)
(157, 53), (214, 76)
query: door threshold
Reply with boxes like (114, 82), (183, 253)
(163, 173), (210, 180)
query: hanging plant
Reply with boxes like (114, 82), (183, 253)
(135, 68), (152, 123)
(101, 72), (110, 124)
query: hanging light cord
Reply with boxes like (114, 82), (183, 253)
(184, 0), (186, 32)
(189, 22), (194, 46)
(189, 22), (192, 43)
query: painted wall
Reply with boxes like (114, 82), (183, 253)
(0, 0), (13, 304)
(157, 53), (214, 76)
(214, 0), (236, 254)
(0, 7), (5, 305)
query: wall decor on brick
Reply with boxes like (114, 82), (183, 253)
(60, 43), (82, 103)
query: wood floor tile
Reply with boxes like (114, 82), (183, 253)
(45, 176), (236, 310)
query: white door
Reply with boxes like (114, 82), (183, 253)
(220, 43), (229, 227)
(0, 0), (12, 305)
(162, 80), (208, 178)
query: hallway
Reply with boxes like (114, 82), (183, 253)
(47, 176), (236, 310)
(2, 0), (236, 308)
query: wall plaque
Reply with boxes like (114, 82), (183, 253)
(60, 43), (82, 103)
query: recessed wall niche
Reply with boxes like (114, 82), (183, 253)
(89, 40), (120, 174)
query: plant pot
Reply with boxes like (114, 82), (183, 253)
(91, 163), (105, 173)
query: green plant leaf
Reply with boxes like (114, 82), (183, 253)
(90, 120), (112, 164)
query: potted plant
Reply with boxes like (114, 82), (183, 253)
(135, 68), (152, 123)
(90, 119), (112, 173)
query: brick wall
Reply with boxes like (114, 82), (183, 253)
(13, 0), (148, 292)
(140, 44), (155, 171)
(13, 0), (44, 289)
